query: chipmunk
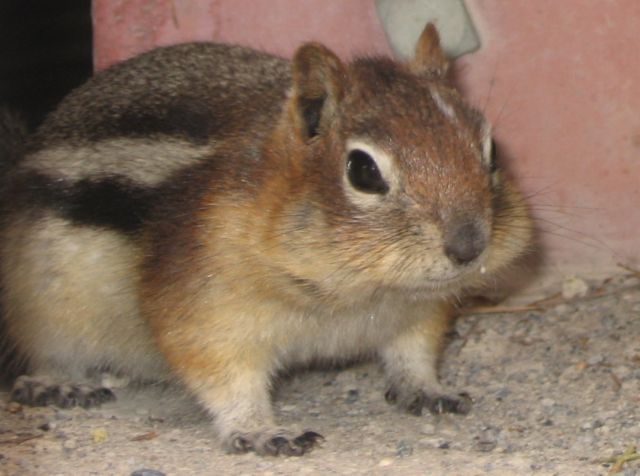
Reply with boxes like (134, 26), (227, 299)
(0, 24), (533, 456)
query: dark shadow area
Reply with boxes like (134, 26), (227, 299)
(0, 0), (93, 130)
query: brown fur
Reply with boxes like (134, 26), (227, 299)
(0, 24), (533, 456)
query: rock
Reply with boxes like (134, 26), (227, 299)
(612, 366), (632, 379)
(541, 398), (555, 407)
(130, 470), (166, 476)
(91, 428), (109, 443)
(345, 389), (360, 404)
(474, 427), (499, 452)
(421, 423), (436, 435)
(561, 276), (589, 299)
(63, 438), (77, 450)
(587, 354), (605, 366)
(495, 388), (511, 400)
(396, 440), (413, 457)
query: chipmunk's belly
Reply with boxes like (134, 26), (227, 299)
(280, 296), (435, 365)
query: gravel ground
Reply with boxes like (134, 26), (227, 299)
(1, 273), (639, 475)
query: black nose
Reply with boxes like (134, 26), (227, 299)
(444, 220), (488, 265)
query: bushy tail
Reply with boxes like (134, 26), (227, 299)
(0, 107), (29, 385)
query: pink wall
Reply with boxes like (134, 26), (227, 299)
(93, 0), (640, 276)
(460, 1), (640, 275)
(93, 0), (392, 70)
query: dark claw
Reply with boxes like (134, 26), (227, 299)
(293, 430), (324, 450)
(426, 392), (472, 415)
(265, 436), (294, 456)
(264, 431), (323, 456)
(58, 386), (82, 408)
(43, 386), (62, 405)
(227, 430), (323, 456)
(406, 393), (424, 416)
(11, 387), (31, 405)
(84, 388), (116, 407)
(229, 435), (252, 454)
(384, 387), (398, 404)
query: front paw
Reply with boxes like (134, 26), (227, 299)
(224, 429), (324, 456)
(385, 386), (472, 416)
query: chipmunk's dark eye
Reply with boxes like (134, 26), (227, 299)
(489, 139), (498, 173)
(347, 149), (389, 194)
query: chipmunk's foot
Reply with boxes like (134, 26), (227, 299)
(385, 385), (472, 416)
(11, 375), (116, 409)
(225, 429), (324, 456)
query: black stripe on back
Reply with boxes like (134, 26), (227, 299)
(10, 172), (159, 234)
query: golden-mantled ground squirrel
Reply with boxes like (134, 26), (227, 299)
(0, 24), (533, 456)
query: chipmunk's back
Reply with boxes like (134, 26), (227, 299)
(23, 43), (290, 184)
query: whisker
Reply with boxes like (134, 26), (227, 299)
(481, 58), (500, 116)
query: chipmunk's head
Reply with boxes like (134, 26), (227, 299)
(276, 24), (533, 300)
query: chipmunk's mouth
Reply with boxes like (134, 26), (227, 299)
(417, 261), (488, 289)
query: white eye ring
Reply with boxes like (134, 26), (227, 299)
(343, 139), (397, 207)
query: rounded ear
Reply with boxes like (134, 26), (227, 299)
(291, 43), (346, 140)
(410, 23), (449, 77)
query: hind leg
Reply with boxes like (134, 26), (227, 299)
(1, 213), (167, 408)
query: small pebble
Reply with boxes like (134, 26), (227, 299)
(63, 438), (77, 450)
(561, 276), (589, 299)
(421, 423), (436, 435)
(395, 440), (413, 457)
(6, 402), (22, 414)
(345, 389), (360, 404)
(587, 354), (605, 366)
(580, 421), (593, 430)
(130, 470), (166, 476)
(377, 458), (394, 467)
(495, 388), (511, 400)
(475, 439), (497, 452)
(612, 366), (632, 379)
(92, 428), (109, 444)
(475, 427), (499, 452)
(541, 398), (555, 407)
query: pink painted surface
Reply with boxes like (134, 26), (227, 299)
(93, 0), (640, 274)
(92, 0), (392, 70)
(460, 1), (640, 273)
